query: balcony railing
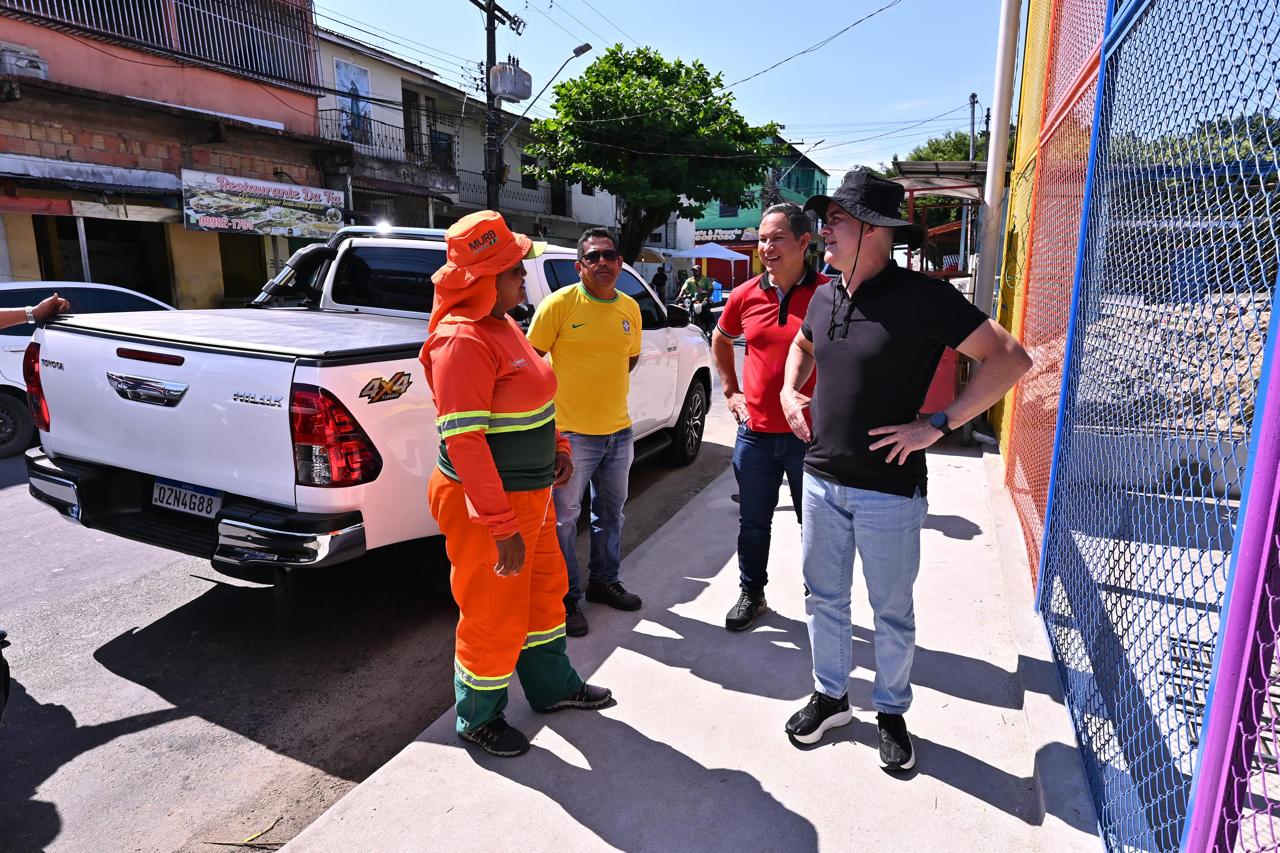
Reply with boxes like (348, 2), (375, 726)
(319, 108), (457, 173)
(459, 169), (571, 217)
(0, 0), (316, 90)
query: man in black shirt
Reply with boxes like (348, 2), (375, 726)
(779, 168), (1031, 771)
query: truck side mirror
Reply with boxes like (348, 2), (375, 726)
(667, 303), (690, 328)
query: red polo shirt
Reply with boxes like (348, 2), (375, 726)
(716, 265), (827, 433)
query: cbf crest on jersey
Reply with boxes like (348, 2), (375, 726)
(622, 319), (632, 333)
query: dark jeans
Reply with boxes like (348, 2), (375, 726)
(732, 424), (806, 594)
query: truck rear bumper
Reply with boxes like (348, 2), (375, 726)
(26, 448), (366, 575)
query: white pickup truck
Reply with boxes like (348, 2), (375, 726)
(23, 226), (711, 582)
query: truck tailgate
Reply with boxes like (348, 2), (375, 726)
(38, 328), (298, 507)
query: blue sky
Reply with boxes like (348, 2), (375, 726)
(314, 0), (1007, 188)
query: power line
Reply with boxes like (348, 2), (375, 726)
(314, 5), (477, 64)
(573, 0), (638, 45)
(525, 2), (588, 44)
(810, 103), (970, 152)
(549, 0), (907, 127)
(725, 0), (902, 89)
(544, 0), (614, 48)
(577, 137), (796, 160)
(315, 12), (484, 92)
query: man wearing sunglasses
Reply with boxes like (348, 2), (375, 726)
(528, 228), (644, 637)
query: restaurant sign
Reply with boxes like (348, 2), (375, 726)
(182, 169), (346, 238)
(695, 227), (758, 244)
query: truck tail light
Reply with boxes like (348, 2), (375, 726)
(289, 384), (381, 487)
(22, 342), (50, 432)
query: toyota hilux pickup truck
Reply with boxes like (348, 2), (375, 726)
(23, 226), (711, 581)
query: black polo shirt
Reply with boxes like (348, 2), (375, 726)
(800, 260), (988, 496)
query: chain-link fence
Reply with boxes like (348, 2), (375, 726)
(1030, 0), (1280, 849)
(1003, 0), (1106, 574)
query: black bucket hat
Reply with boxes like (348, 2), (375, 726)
(804, 168), (926, 250)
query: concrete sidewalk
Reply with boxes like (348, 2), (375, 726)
(285, 447), (1099, 852)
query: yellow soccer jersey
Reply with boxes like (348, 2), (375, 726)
(527, 282), (643, 435)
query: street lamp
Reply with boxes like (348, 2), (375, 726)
(498, 43), (591, 152)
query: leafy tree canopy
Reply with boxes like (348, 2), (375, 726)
(524, 45), (781, 262)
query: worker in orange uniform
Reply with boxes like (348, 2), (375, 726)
(422, 210), (612, 757)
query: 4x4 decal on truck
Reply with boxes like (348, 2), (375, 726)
(360, 371), (412, 403)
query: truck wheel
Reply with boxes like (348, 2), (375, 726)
(665, 380), (707, 466)
(0, 395), (34, 459)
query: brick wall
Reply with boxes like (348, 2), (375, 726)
(0, 91), (324, 187)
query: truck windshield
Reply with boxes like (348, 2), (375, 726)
(330, 245), (445, 313)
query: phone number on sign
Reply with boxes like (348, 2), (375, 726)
(197, 215), (255, 231)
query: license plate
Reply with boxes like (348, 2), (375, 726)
(152, 479), (223, 519)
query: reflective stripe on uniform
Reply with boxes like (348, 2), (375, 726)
(488, 401), (556, 435)
(437, 409), (491, 438)
(522, 622), (567, 649)
(454, 658), (512, 691)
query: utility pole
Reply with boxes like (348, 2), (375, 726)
(469, 0), (525, 211)
(959, 92), (978, 272)
(484, 0), (499, 210)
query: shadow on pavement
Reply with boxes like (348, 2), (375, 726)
(90, 551), (458, 783)
(851, 624), (1063, 711)
(924, 513), (983, 539)
(626, 606), (814, 702)
(792, 713), (1095, 832)
(472, 712), (820, 853)
(0, 456), (27, 490)
(0, 678), (187, 851)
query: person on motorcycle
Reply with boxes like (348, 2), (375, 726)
(680, 271), (716, 334)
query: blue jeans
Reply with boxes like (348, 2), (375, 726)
(801, 472), (928, 715)
(554, 427), (634, 602)
(732, 425), (806, 594)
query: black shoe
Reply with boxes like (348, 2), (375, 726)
(877, 712), (916, 771)
(725, 590), (767, 631)
(459, 717), (530, 757)
(565, 599), (589, 637)
(585, 581), (642, 611)
(785, 692), (852, 745)
(537, 683), (613, 712)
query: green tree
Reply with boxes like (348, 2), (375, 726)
(524, 46), (781, 263)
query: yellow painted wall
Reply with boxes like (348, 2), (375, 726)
(166, 224), (224, 308)
(2, 214), (41, 282)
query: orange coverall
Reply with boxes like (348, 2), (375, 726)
(423, 312), (584, 731)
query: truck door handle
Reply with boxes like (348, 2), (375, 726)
(106, 372), (189, 407)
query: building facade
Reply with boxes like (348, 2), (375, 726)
(0, 1), (354, 307)
(315, 29), (620, 244)
(693, 137), (828, 287)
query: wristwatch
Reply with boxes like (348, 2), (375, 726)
(928, 411), (953, 436)
(24, 305), (35, 324)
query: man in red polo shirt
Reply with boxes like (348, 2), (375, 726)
(712, 202), (829, 631)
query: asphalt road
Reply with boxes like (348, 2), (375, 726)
(0, 357), (739, 853)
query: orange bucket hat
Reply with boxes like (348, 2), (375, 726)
(429, 210), (540, 332)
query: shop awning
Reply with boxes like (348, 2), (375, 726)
(670, 243), (751, 262)
(0, 153), (181, 195)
